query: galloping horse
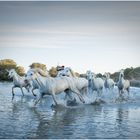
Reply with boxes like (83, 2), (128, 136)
(8, 69), (29, 96)
(58, 67), (88, 95)
(86, 70), (104, 97)
(117, 70), (130, 96)
(104, 72), (115, 91)
(25, 69), (85, 106)
(25, 68), (49, 97)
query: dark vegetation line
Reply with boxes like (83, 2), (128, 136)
(0, 59), (140, 87)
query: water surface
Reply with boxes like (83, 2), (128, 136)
(0, 82), (140, 139)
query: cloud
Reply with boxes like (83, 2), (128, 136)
(0, 1), (140, 73)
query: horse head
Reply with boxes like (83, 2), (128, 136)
(25, 69), (37, 84)
(57, 67), (75, 77)
(25, 68), (48, 84)
(120, 69), (124, 78)
(104, 72), (110, 79)
(86, 70), (93, 80)
(8, 69), (17, 78)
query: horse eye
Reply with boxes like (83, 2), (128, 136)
(31, 73), (33, 76)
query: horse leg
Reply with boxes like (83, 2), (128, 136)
(20, 87), (24, 96)
(25, 85), (30, 92)
(34, 93), (42, 106)
(88, 87), (92, 94)
(65, 90), (77, 106)
(12, 86), (15, 96)
(32, 88), (37, 97)
(83, 87), (88, 96)
(105, 88), (107, 93)
(71, 89), (85, 103)
(80, 88), (84, 96)
(111, 85), (114, 93)
(118, 89), (121, 97)
(127, 87), (130, 97)
(100, 88), (103, 96)
(64, 93), (68, 100)
(34, 97), (41, 106)
(94, 90), (99, 101)
(97, 90), (100, 98)
(97, 88), (102, 98)
(120, 89), (125, 99)
(65, 90), (74, 101)
(52, 92), (58, 106)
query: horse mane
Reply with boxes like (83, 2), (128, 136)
(68, 67), (76, 77)
(32, 68), (49, 77)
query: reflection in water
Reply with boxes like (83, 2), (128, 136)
(117, 107), (129, 124)
(31, 105), (105, 139)
(0, 83), (140, 139)
(115, 106), (129, 138)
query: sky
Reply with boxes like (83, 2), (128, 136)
(0, 1), (140, 74)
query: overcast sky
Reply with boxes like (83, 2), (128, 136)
(0, 1), (140, 74)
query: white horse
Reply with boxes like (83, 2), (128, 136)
(25, 68), (49, 97)
(58, 67), (88, 95)
(8, 69), (29, 96)
(104, 72), (115, 91)
(117, 70), (130, 96)
(25, 69), (85, 106)
(86, 70), (104, 97)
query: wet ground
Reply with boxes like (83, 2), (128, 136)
(0, 82), (140, 139)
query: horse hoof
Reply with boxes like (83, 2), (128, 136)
(51, 104), (55, 108)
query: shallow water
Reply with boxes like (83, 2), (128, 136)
(0, 82), (140, 139)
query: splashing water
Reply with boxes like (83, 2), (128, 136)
(0, 82), (140, 139)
